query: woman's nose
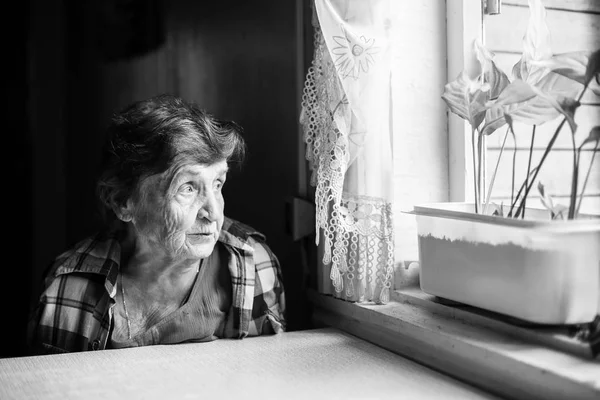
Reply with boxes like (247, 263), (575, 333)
(197, 192), (219, 221)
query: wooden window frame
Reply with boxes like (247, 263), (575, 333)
(447, 0), (484, 203)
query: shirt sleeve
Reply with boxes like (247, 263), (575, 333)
(26, 275), (80, 355)
(27, 273), (110, 354)
(248, 236), (286, 335)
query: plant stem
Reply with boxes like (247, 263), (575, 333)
(514, 118), (567, 218)
(477, 129), (484, 212)
(522, 125), (537, 219)
(508, 127), (517, 217)
(575, 141), (599, 216)
(568, 127), (580, 219)
(511, 167), (539, 218)
(514, 76), (590, 219)
(509, 177), (527, 217)
(471, 127), (479, 214)
(484, 126), (510, 215)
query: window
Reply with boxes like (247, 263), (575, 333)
(483, 0), (600, 215)
(392, 0), (600, 263)
(307, 1), (600, 399)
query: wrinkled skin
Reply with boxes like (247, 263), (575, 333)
(119, 159), (228, 264)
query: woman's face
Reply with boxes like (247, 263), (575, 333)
(124, 159), (228, 261)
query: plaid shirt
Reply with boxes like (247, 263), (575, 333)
(27, 217), (286, 355)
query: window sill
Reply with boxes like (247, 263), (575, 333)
(307, 287), (600, 400)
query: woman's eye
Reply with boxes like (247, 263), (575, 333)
(179, 184), (196, 194)
(214, 181), (224, 191)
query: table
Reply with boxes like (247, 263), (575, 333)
(0, 328), (500, 399)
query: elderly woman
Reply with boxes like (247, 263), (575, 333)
(27, 94), (286, 354)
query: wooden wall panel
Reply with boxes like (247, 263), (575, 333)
(486, 148), (599, 195)
(505, 0), (600, 13)
(485, 4), (600, 53)
(485, 104), (600, 149)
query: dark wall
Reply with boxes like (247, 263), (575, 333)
(5, 0), (315, 358)
(5, 0), (32, 359)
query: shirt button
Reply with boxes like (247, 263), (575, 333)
(91, 340), (100, 350)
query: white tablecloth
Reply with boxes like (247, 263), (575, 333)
(0, 328), (499, 399)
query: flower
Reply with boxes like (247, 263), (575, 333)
(331, 25), (379, 80)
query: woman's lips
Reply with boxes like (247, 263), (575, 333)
(187, 232), (216, 243)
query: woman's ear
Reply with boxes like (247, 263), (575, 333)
(113, 201), (134, 222)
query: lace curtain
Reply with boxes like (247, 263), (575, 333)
(300, 0), (394, 304)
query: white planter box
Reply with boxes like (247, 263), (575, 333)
(412, 202), (600, 325)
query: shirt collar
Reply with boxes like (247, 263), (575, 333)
(53, 221), (125, 297)
(54, 217), (263, 297)
(218, 217), (263, 253)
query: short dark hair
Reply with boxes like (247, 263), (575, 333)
(96, 93), (246, 224)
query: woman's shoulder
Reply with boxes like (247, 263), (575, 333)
(42, 229), (121, 287)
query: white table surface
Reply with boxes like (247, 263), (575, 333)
(0, 328), (501, 400)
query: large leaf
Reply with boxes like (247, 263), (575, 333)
(509, 0), (582, 100)
(485, 59), (511, 101)
(482, 68), (581, 134)
(542, 94), (579, 134)
(481, 79), (536, 136)
(474, 39), (511, 100)
(482, 80), (548, 135)
(482, 78), (580, 135)
(442, 72), (489, 128)
(530, 50), (600, 96)
(538, 181), (567, 220)
(492, 80), (537, 105)
(580, 126), (600, 148)
(443, 40), (510, 131)
(481, 109), (510, 136)
(531, 51), (587, 83)
(482, 80), (536, 136)
(483, 0), (577, 136)
(512, 0), (552, 81)
(585, 49), (600, 87)
(524, 0), (552, 62)
(512, 0), (581, 100)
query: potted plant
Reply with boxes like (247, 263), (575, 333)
(412, 0), (600, 326)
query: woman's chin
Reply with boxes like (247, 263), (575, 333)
(185, 236), (217, 259)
